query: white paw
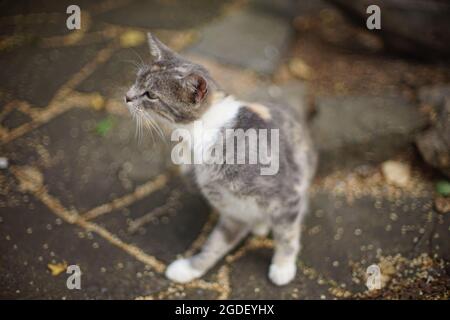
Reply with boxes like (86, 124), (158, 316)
(252, 223), (270, 237)
(165, 259), (202, 283)
(268, 263), (297, 286)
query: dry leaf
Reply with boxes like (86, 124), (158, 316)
(90, 93), (105, 111)
(48, 261), (68, 276)
(289, 58), (312, 80)
(15, 166), (43, 193)
(120, 30), (146, 48)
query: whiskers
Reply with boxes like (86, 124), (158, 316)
(126, 104), (166, 145)
(120, 48), (147, 72)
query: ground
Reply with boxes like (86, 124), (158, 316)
(0, 0), (449, 300)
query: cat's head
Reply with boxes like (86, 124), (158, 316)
(125, 33), (214, 124)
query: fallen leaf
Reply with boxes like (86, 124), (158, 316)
(90, 93), (105, 111)
(381, 160), (411, 187)
(288, 58), (312, 80)
(48, 261), (68, 276)
(436, 180), (450, 197)
(15, 166), (43, 193)
(96, 117), (115, 137)
(120, 30), (146, 48)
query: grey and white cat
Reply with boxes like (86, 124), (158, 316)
(125, 33), (317, 286)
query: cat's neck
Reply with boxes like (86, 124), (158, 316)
(182, 91), (241, 160)
(176, 90), (241, 133)
(198, 91), (241, 130)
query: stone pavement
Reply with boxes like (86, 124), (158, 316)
(0, 0), (449, 299)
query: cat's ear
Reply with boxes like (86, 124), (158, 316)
(147, 33), (175, 61)
(185, 73), (208, 104)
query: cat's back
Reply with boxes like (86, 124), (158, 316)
(234, 99), (316, 166)
(221, 98), (317, 184)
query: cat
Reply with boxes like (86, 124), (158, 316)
(125, 33), (317, 286)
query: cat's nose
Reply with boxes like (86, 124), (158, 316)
(125, 94), (132, 103)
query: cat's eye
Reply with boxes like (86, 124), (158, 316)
(143, 91), (158, 100)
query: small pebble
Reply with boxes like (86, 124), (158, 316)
(0, 157), (8, 169)
(381, 160), (410, 187)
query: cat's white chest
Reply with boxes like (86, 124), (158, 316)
(186, 94), (264, 223)
(199, 181), (263, 223)
(220, 190), (262, 222)
(186, 95), (242, 164)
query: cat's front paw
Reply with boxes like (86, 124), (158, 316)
(268, 263), (296, 286)
(166, 258), (203, 283)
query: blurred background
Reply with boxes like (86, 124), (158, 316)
(0, 0), (449, 299)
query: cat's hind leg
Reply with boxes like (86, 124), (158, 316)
(269, 217), (300, 286)
(166, 216), (249, 283)
(268, 197), (308, 286)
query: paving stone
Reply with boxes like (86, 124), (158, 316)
(229, 248), (330, 299)
(0, 1), (110, 104)
(149, 286), (220, 300)
(0, 90), (13, 107)
(96, 0), (229, 30)
(248, 0), (298, 19)
(186, 9), (293, 74)
(301, 192), (437, 292)
(4, 108), (170, 212)
(227, 191), (442, 299)
(248, 0), (329, 20)
(1, 108), (32, 130)
(0, 44), (103, 107)
(310, 95), (428, 174)
(430, 212), (450, 261)
(0, 181), (169, 299)
(93, 176), (210, 263)
(244, 80), (308, 111)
